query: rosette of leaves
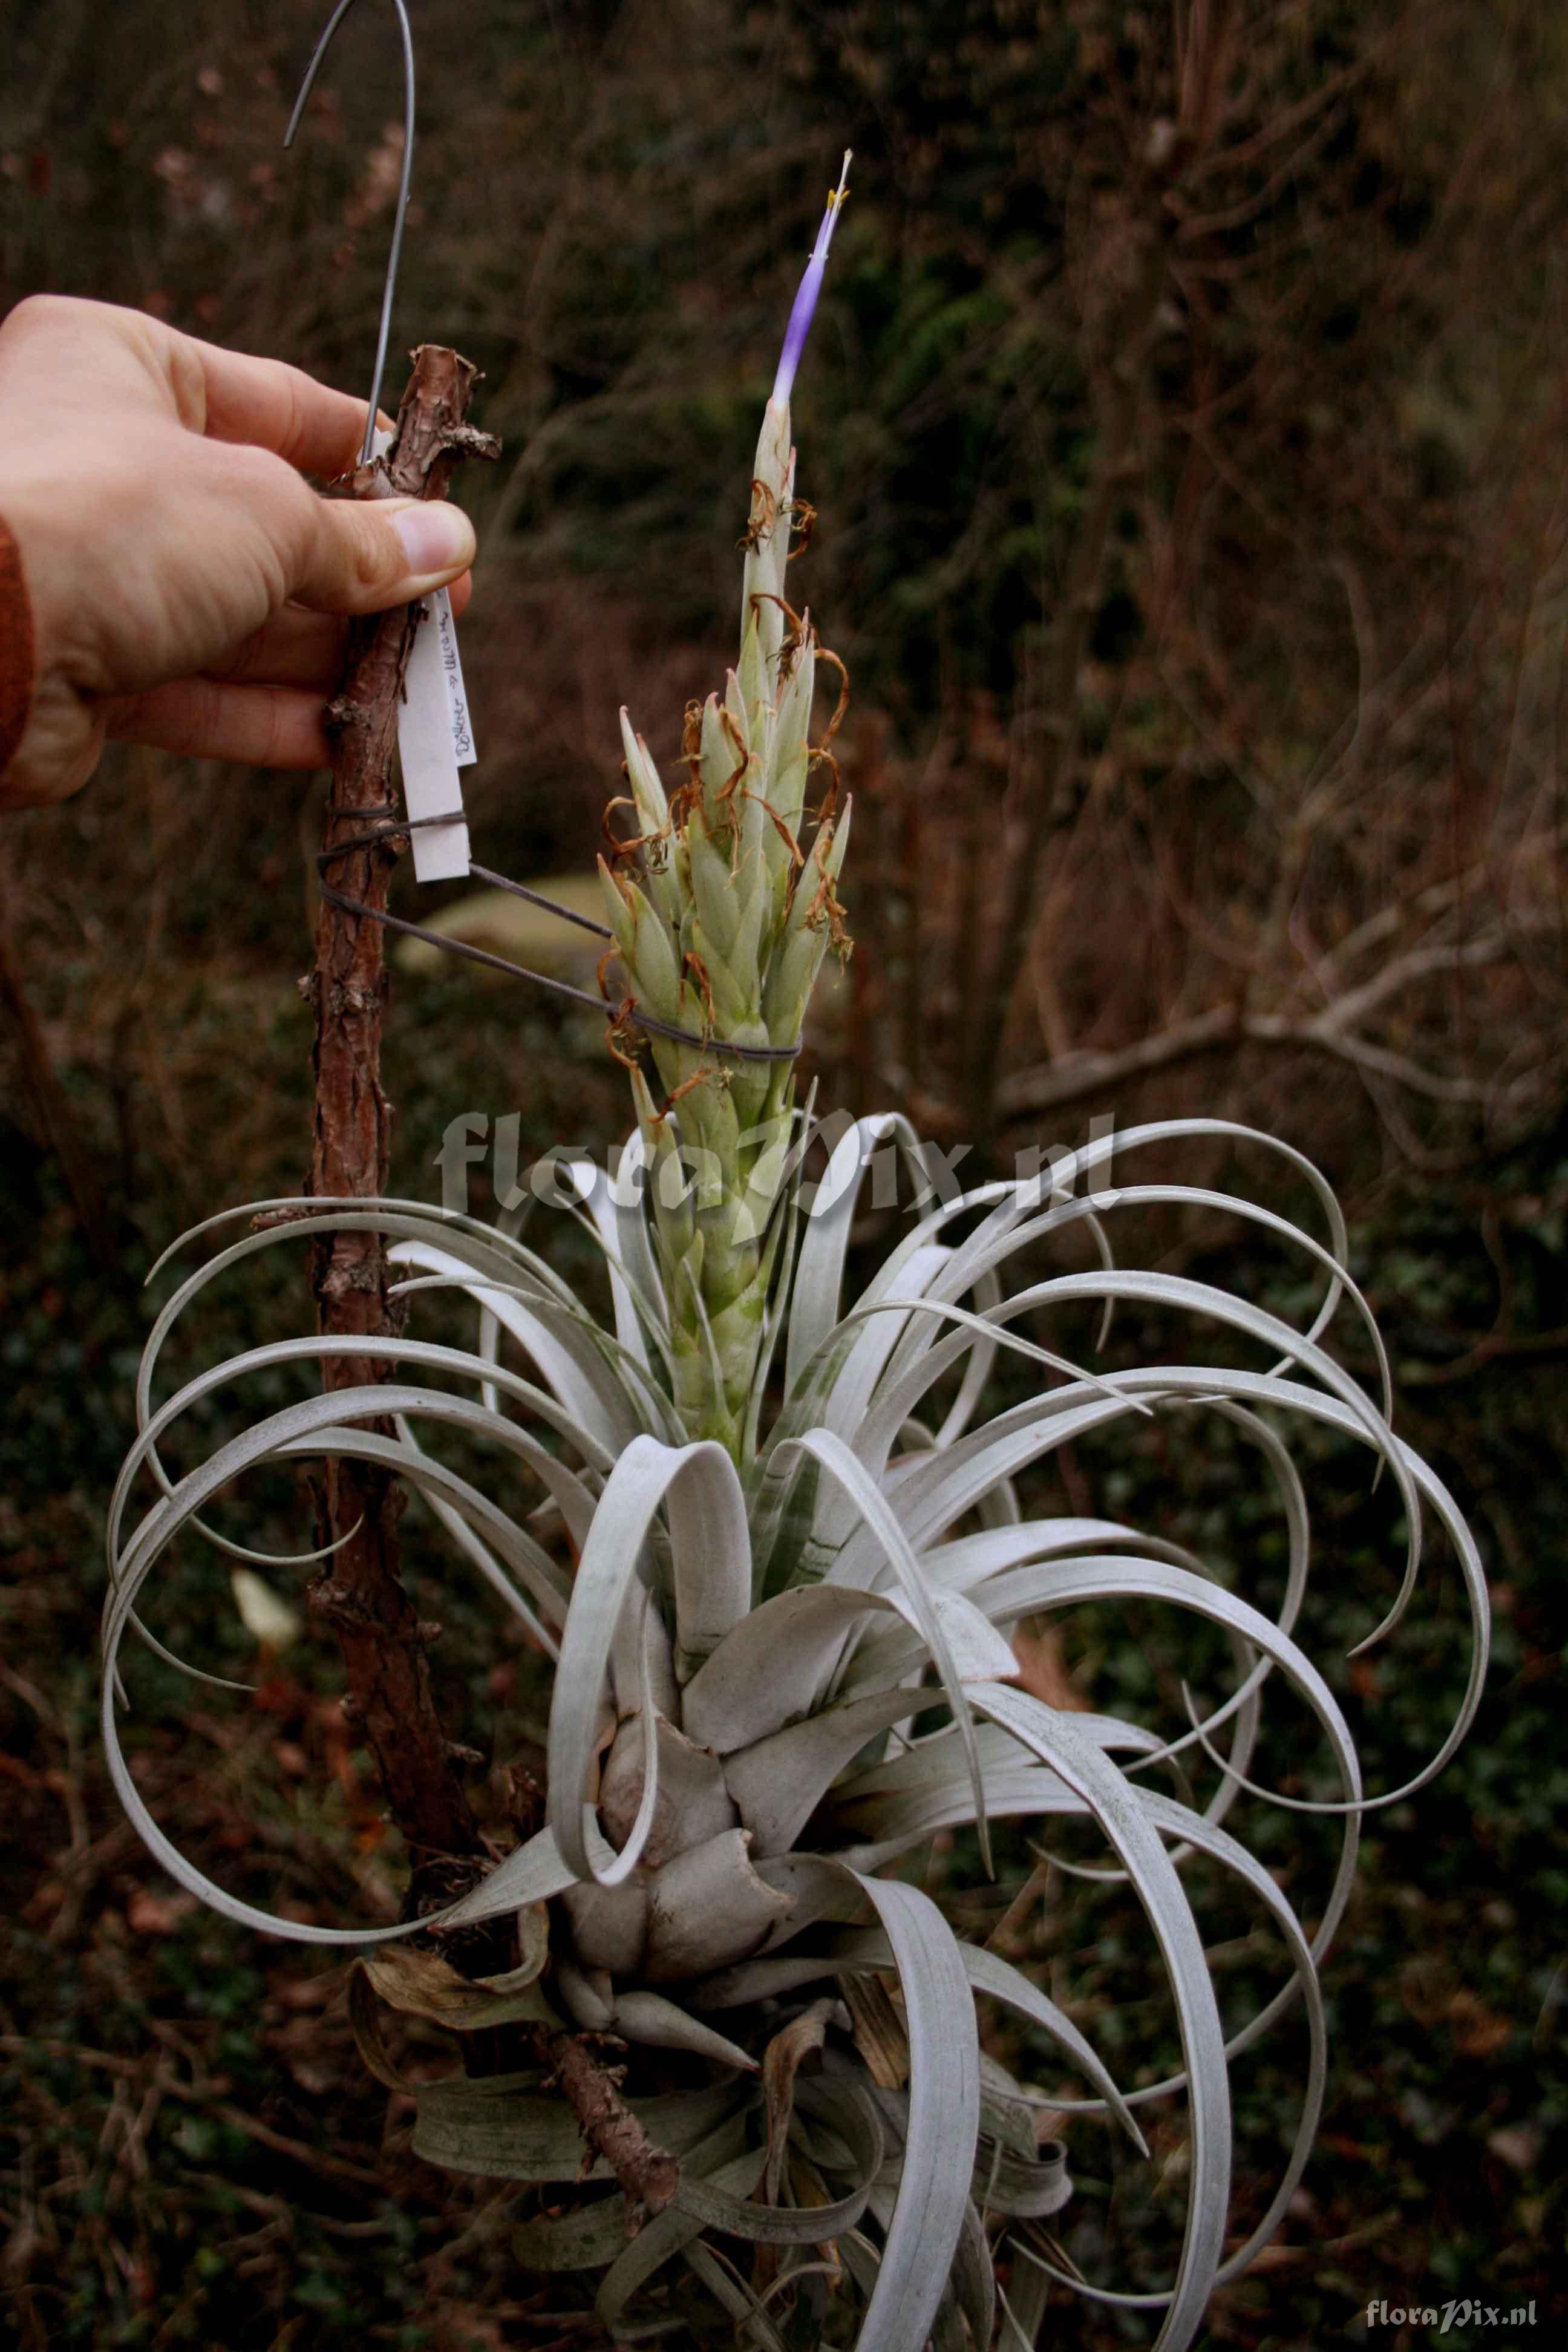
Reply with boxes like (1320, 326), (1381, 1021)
(102, 171), (1489, 2352)
(106, 1128), (1489, 2346)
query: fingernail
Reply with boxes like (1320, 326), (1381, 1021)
(392, 501), (475, 580)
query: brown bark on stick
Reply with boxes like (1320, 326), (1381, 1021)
(301, 350), (681, 2221)
(302, 345), (498, 1875)
(536, 2029), (681, 2220)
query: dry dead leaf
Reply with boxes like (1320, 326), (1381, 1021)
(1012, 1623), (1091, 1711)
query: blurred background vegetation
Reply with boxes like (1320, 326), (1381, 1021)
(1, 1), (1564, 2345)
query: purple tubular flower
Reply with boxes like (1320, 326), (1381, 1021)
(771, 150), (852, 410)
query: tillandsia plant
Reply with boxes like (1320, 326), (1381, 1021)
(105, 158), (1490, 2351)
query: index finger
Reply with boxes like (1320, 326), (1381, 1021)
(183, 332), (397, 476)
(2, 298), (393, 475)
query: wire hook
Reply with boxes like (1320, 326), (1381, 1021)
(283, 0), (416, 466)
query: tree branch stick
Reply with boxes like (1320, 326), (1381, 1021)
(301, 358), (681, 2216)
(995, 1000), (1489, 1122)
(302, 344), (498, 1873)
(535, 2028), (681, 2220)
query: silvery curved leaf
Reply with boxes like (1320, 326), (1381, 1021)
(546, 1435), (746, 1883)
(832, 1870), (980, 2352)
(965, 1686), (1230, 2352)
(783, 1427), (996, 1868)
(596, 2128), (765, 2322)
(389, 1239), (644, 1450)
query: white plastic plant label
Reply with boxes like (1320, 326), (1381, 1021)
(399, 595), (471, 881)
(366, 427), (475, 880)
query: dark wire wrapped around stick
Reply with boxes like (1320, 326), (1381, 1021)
(318, 811), (802, 1064)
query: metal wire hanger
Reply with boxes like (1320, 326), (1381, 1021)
(283, 0), (799, 1070)
(284, 0), (415, 467)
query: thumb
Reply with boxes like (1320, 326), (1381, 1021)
(289, 491), (476, 615)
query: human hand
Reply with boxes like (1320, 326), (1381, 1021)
(0, 295), (477, 809)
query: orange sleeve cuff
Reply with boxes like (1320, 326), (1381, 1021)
(0, 515), (36, 776)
